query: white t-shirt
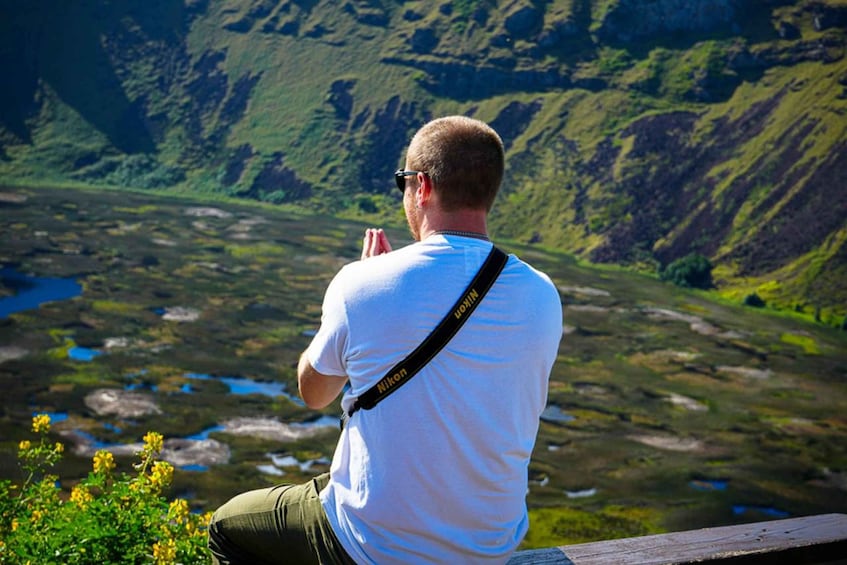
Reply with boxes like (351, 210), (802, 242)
(306, 234), (562, 564)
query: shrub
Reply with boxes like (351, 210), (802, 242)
(0, 415), (212, 564)
(659, 253), (714, 289)
(743, 293), (766, 308)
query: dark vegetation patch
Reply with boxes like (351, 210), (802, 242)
(731, 139), (847, 276)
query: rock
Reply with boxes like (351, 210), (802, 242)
(597, 0), (736, 43)
(223, 16), (253, 33)
(558, 285), (611, 297)
(161, 438), (230, 467)
(664, 393), (708, 412)
(61, 431), (230, 468)
(184, 207), (232, 218)
(629, 434), (704, 452)
(222, 416), (336, 442)
(383, 56), (570, 99)
(538, 17), (579, 49)
(327, 79), (356, 118)
(810, 2), (847, 31)
(410, 28), (438, 54)
(777, 20), (801, 40)
(0, 192), (28, 204)
(161, 306), (201, 322)
(504, 5), (542, 39)
(245, 152), (313, 203)
(402, 9), (423, 22)
(0, 346), (28, 363)
(85, 388), (161, 418)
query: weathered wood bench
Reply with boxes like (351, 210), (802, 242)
(507, 513), (847, 564)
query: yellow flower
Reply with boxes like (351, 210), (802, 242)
(149, 461), (173, 490)
(168, 498), (190, 524)
(31, 509), (45, 523)
(143, 431), (164, 454)
(54, 442), (64, 453)
(70, 485), (94, 508)
(18, 440), (31, 451)
(32, 414), (51, 433)
(152, 539), (177, 564)
(202, 510), (213, 524)
(93, 450), (116, 474)
(11, 518), (19, 531)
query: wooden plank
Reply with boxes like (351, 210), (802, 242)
(508, 514), (847, 565)
(507, 547), (574, 564)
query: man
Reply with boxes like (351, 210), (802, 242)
(208, 116), (563, 564)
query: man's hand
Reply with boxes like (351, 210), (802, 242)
(361, 228), (392, 260)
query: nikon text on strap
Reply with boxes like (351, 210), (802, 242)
(343, 245), (508, 424)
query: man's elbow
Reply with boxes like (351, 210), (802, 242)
(297, 355), (343, 409)
(299, 387), (332, 410)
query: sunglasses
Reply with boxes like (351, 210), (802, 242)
(394, 169), (427, 193)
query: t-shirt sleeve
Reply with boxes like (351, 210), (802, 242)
(305, 272), (350, 378)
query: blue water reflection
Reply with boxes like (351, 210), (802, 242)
(540, 405), (575, 424)
(690, 479), (729, 491)
(733, 505), (790, 518)
(181, 464), (209, 472)
(68, 346), (102, 361)
(0, 268), (82, 318)
(126, 382), (159, 392)
(185, 372), (302, 404)
(186, 425), (225, 441)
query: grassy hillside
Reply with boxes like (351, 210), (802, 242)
(0, 0), (845, 321)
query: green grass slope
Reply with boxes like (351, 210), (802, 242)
(0, 0), (845, 320)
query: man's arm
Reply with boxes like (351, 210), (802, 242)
(299, 227), (386, 409)
(298, 352), (347, 409)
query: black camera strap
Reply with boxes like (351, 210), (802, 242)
(344, 245), (508, 423)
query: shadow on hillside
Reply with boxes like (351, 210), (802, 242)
(0, 0), (190, 153)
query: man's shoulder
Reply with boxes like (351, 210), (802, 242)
(331, 243), (424, 286)
(506, 254), (557, 291)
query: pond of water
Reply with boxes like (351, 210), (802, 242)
(0, 268), (81, 318)
(540, 405), (575, 423)
(733, 505), (790, 518)
(69, 346), (103, 361)
(184, 372), (303, 404)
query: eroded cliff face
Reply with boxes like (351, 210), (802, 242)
(597, 0), (738, 42)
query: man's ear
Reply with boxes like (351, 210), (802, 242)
(417, 172), (432, 206)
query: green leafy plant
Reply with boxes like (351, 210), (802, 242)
(660, 253), (714, 289)
(0, 415), (212, 564)
(743, 292), (766, 308)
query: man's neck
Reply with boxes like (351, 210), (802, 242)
(418, 209), (488, 241)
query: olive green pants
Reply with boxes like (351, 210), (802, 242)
(207, 472), (355, 565)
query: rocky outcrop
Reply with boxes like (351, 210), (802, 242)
(222, 144), (255, 186)
(244, 153), (313, 203)
(327, 79), (356, 119)
(597, 0), (737, 43)
(504, 4), (543, 39)
(807, 1), (847, 31)
(730, 36), (846, 70)
(489, 100), (544, 151)
(351, 95), (428, 193)
(382, 56), (570, 99)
